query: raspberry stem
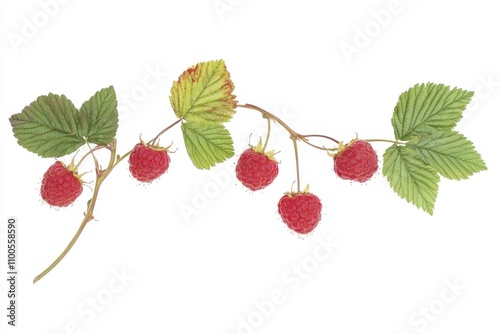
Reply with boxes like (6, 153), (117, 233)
(147, 118), (183, 146)
(299, 134), (339, 151)
(262, 116), (272, 152)
(74, 145), (111, 170)
(86, 142), (99, 169)
(292, 137), (301, 193)
(238, 104), (300, 138)
(33, 139), (119, 283)
(237, 104), (341, 151)
(237, 104), (403, 158)
(364, 138), (406, 145)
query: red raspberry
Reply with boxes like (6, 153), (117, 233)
(40, 161), (83, 207)
(128, 142), (170, 182)
(278, 192), (322, 234)
(334, 139), (378, 182)
(236, 147), (279, 191)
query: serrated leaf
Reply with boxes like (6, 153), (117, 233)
(407, 131), (487, 180)
(181, 121), (234, 169)
(170, 60), (237, 124)
(9, 94), (86, 158)
(392, 83), (473, 140)
(79, 86), (118, 145)
(383, 144), (439, 214)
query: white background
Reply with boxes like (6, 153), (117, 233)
(1, 0), (499, 333)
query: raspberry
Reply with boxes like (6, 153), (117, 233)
(40, 161), (83, 207)
(278, 192), (322, 234)
(128, 142), (170, 182)
(334, 139), (378, 182)
(236, 147), (279, 191)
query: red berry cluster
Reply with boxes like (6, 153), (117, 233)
(40, 161), (83, 207)
(234, 137), (378, 234)
(236, 147), (279, 190)
(278, 192), (322, 234)
(333, 139), (378, 182)
(128, 142), (171, 183)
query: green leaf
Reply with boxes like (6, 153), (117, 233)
(407, 131), (487, 180)
(9, 94), (86, 158)
(383, 144), (440, 214)
(392, 83), (473, 140)
(79, 86), (118, 145)
(181, 121), (234, 169)
(170, 60), (237, 124)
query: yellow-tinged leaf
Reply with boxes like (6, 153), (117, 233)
(170, 60), (237, 124)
